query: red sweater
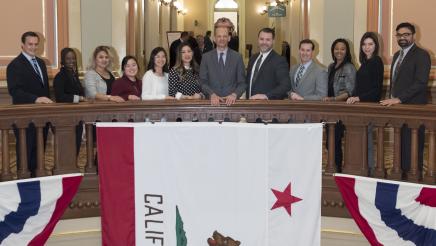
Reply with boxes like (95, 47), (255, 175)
(111, 75), (142, 100)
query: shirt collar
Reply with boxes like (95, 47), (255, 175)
(401, 43), (414, 54)
(217, 47), (228, 55)
(300, 59), (313, 69)
(22, 51), (35, 62)
(259, 49), (272, 59)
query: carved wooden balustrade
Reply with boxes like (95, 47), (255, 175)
(0, 100), (435, 218)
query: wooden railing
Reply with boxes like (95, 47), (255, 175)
(0, 100), (435, 218)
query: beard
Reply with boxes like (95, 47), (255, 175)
(397, 39), (412, 48)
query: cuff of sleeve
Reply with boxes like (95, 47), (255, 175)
(73, 95), (80, 103)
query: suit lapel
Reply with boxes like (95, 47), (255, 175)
(253, 50), (274, 85)
(298, 62), (314, 86)
(19, 54), (43, 85)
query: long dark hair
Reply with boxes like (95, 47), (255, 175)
(331, 38), (353, 66)
(174, 42), (199, 76)
(359, 32), (380, 64)
(146, 47), (169, 73)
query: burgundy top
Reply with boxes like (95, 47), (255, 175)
(111, 75), (142, 100)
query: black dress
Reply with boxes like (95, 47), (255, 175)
(353, 56), (384, 102)
(168, 68), (202, 97)
(53, 67), (85, 156)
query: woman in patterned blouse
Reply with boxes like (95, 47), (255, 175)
(168, 42), (203, 99)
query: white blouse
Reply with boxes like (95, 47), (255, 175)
(141, 70), (169, 100)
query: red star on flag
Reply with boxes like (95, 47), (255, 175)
(271, 182), (302, 216)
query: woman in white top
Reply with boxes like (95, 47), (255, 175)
(84, 45), (124, 102)
(142, 47), (173, 100)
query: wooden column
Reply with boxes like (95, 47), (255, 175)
(52, 124), (78, 174)
(1, 129), (11, 181)
(17, 127), (29, 179)
(410, 127), (419, 181)
(86, 123), (96, 174)
(343, 121), (367, 175)
(426, 129), (435, 184)
(326, 123), (336, 174)
(375, 126), (385, 178)
(36, 125), (46, 177)
(390, 126), (402, 180)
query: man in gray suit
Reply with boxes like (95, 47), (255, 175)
(200, 26), (246, 106)
(288, 39), (327, 101)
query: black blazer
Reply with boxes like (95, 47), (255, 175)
(6, 53), (50, 104)
(53, 67), (84, 103)
(246, 50), (291, 99)
(390, 44), (431, 104)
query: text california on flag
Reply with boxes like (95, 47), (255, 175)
(0, 174), (83, 246)
(335, 173), (436, 246)
(97, 122), (322, 246)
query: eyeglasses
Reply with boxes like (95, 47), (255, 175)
(395, 32), (413, 38)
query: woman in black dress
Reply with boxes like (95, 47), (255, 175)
(168, 42), (203, 99)
(53, 48), (86, 156)
(347, 32), (384, 176)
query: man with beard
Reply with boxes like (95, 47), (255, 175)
(246, 28), (291, 100)
(288, 39), (327, 101)
(380, 22), (431, 180)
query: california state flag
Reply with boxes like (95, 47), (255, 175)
(97, 122), (322, 246)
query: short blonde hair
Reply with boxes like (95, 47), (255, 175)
(87, 45), (114, 71)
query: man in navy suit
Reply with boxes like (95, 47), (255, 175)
(380, 22), (431, 180)
(7, 31), (53, 177)
(246, 28), (291, 100)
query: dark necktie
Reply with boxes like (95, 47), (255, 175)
(393, 49), (404, 83)
(249, 54), (263, 97)
(219, 52), (225, 72)
(295, 64), (305, 87)
(31, 58), (43, 84)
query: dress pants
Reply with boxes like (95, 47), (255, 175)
(326, 121), (344, 173)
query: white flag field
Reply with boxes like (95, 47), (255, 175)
(97, 122), (322, 246)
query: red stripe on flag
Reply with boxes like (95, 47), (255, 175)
(334, 176), (383, 246)
(28, 175), (83, 246)
(98, 127), (135, 246)
(415, 187), (436, 207)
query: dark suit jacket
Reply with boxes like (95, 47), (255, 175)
(390, 44), (431, 104)
(7, 53), (50, 104)
(200, 48), (246, 98)
(204, 36), (213, 53)
(53, 67), (84, 103)
(246, 50), (291, 99)
(169, 39), (182, 68)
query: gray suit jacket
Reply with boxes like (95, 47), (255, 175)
(200, 48), (246, 98)
(289, 61), (327, 100)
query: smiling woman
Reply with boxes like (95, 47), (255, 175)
(110, 56), (142, 101)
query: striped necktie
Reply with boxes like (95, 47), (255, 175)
(31, 58), (44, 84)
(295, 64), (305, 87)
(393, 49), (404, 83)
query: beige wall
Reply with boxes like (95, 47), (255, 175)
(184, 0), (208, 35)
(243, 0), (269, 55)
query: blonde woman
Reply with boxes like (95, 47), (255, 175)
(84, 46), (124, 102)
